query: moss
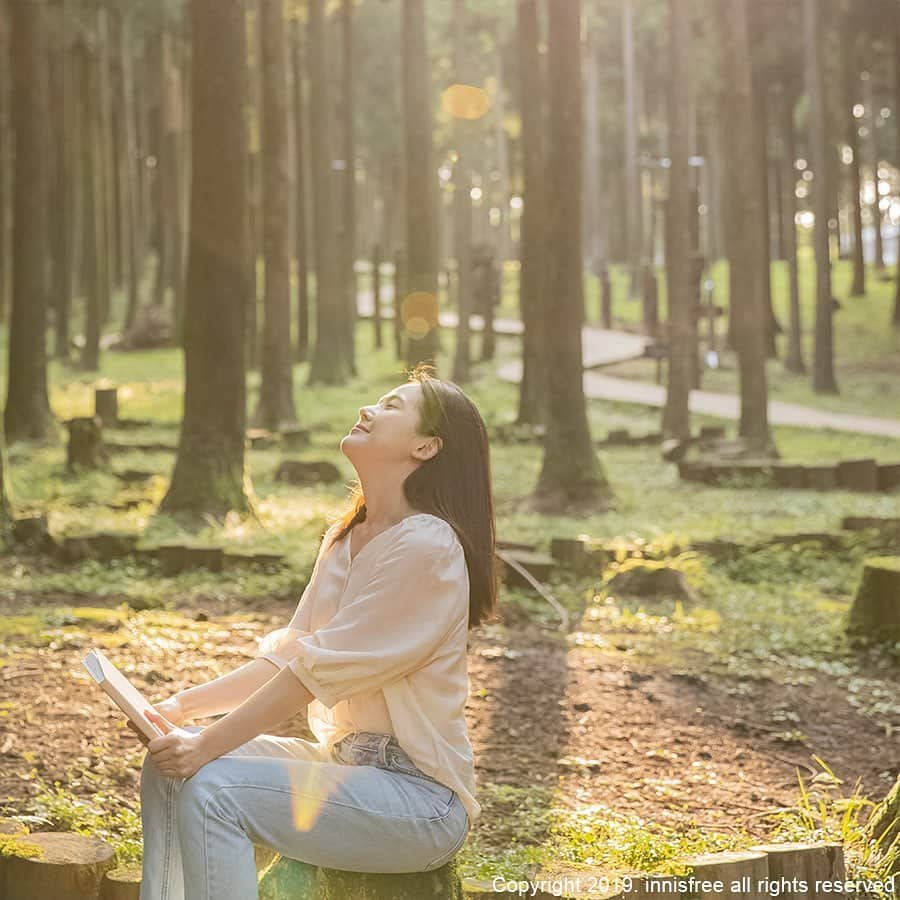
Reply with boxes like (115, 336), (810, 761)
(0, 834), (45, 860)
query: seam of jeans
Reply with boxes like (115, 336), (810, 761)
(162, 773), (175, 899)
(201, 780), (458, 827)
(423, 804), (470, 871)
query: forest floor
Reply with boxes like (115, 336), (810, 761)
(0, 256), (899, 883)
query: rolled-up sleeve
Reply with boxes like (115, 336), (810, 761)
(258, 526), (467, 708)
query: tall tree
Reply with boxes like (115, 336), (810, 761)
(401, 0), (441, 369)
(622, 0), (643, 300)
(339, 0), (358, 376)
(718, 0), (774, 454)
(661, 0), (694, 444)
(894, 26), (900, 327)
(5, 0), (55, 443)
(515, 0), (548, 427)
(291, 17), (310, 362)
(776, 83), (805, 374)
(159, 0), (252, 518)
(450, 0), (474, 385)
(843, 31), (865, 297)
(252, 0), (297, 430)
(804, 0), (838, 392)
(307, 0), (350, 385)
(535, 0), (613, 511)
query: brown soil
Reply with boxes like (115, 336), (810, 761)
(0, 593), (896, 847)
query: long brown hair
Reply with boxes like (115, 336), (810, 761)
(324, 364), (497, 628)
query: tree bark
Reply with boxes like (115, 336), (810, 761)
(661, 0), (694, 444)
(844, 35), (865, 298)
(515, 0), (548, 427)
(535, 0), (613, 511)
(717, 0), (774, 454)
(5, 0), (55, 442)
(622, 0), (642, 301)
(159, 0), (253, 519)
(290, 17), (310, 363)
(252, 0), (297, 431)
(339, 0), (358, 376)
(804, 0), (838, 392)
(450, 0), (473, 385)
(777, 85), (805, 375)
(894, 29), (900, 326)
(401, 0), (441, 370)
(306, 0), (350, 385)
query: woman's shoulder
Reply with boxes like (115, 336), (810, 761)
(400, 513), (464, 558)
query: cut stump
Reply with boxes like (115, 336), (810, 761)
(847, 557), (900, 643)
(0, 831), (116, 900)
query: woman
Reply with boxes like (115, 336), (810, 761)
(133, 366), (497, 900)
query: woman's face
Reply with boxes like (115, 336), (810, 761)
(340, 382), (441, 466)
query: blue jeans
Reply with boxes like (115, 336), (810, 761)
(139, 727), (470, 900)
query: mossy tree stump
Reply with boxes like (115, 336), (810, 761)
(66, 416), (108, 470)
(848, 557), (900, 643)
(863, 775), (900, 874)
(99, 865), (141, 900)
(0, 831), (116, 900)
(258, 854), (464, 900)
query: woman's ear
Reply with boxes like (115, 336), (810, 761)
(415, 435), (442, 461)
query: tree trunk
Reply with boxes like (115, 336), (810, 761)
(290, 18), (310, 363)
(844, 36), (865, 298)
(661, 0), (694, 444)
(252, 0), (297, 431)
(78, 34), (104, 372)
(0, 8), (10, 323)
(96, 8), (115, 323)
(777, 85), (805, 374)
(450, 0), (473, 385)
(515, 0), (548, 427)
(804, 0), (839, 393)
(159, 0), (253, 519)
(894, 30), (900, 327)
(622, 0), (642, 301)
(121, 11), (142, 331)
(339, 0), (358, 377)
(48, 12), (71, 360)
(534, 0), (613, 511)
(5, 0), (55, 443)
(718, 0), (774, 455)
(402, 0), (441, 370)
(306, 0), (350, 385)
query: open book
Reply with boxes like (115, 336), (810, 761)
(82, 648), (165, 741)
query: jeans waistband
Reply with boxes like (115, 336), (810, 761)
(331, 731), (446, 789)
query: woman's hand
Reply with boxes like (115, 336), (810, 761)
(127, 696), (186, 747)
(144, 710), (215, 779)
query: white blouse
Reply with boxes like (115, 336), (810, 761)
(256, 512), (481, 822)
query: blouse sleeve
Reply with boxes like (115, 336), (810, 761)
(256, 522), (339, 669)
(257, 522), (468, 709)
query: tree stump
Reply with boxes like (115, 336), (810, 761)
(157, 544), (224, 576)
(863, 775), (899, 876)
(99, 866), (141, 900)
(747, 842), (846, 898)
(94, 387), (119, 428)
(671, 849), (767, 899)
(805, 465), (838, 491)
(66, 416), (108, 470)
(606, 562), (698, 605)
(836, 458), (879, 492)
(11, 515), (57, 554)
(275, 460), (342, 486)
(772, 464), (808, 489)
(878, 462), (900, 492)
(258, 853), (465, 899)
(0, 832), (116, 900)
(318, 857), (464, 900)
(847, 557), (900, 643)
